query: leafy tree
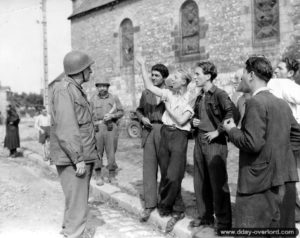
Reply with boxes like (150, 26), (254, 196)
(8, 92), (44, 116)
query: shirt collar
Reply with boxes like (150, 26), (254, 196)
(206, 84), (217, 95)
(252, 87), (269, 96)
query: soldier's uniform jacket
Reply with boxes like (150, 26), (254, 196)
(89, 93), (124, 122)
(49, 76), (98, 165)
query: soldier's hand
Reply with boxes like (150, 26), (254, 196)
(141, 117), (151, 126)
(104, 113), (113, 121)
(136, 52), (145, 66)
(192, 118), (201, 127)
(75, 161), (86, 177)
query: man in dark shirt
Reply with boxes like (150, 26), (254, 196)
(190, 61), (233, 232)
(136, 63), (169, 222)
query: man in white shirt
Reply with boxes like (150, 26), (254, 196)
(137, 54), (193, 233)
(268, 57), (300, 222)
(35, 107), (51, 161)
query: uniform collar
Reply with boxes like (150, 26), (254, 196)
(65, 76), (83, 90)
(97, 93), (110, 99)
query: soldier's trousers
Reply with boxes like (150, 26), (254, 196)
(94, 123), (118, 171)
(193, 134), (232, 228)
(158, 126), (188, 214)
(56, 163), (94, 238)
(143, 124), (162, 209)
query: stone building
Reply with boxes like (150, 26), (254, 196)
(68, 0), (300, 109)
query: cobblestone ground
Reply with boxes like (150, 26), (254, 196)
(0, 143), (171, 238)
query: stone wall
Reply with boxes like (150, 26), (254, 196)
(70, 0), (300, 109)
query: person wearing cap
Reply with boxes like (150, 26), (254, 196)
(135, 63), (169, 222)
(90, 78), (124, 186)
(190, 61), (233, 233)
(49, 50), (98, 238)
(137, 54), (194, 233)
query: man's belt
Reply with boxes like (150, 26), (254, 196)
(94, 120), (104, 125)
(164, 124), (177, 130)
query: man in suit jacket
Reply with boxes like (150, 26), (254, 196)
(224, 56), (300, 231)
(136, 63), (169, 222)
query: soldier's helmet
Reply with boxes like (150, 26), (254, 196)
(95, 78), (110, 87)
(63, 50), (94, 75)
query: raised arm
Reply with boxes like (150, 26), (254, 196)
(136, 54), (163, 97)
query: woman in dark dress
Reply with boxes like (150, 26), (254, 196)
(4, 104), (20, 157)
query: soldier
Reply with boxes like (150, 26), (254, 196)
(49, 50), (98, 238)
(90, 78), (124, 186)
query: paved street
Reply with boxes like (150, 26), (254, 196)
(0, 146), (171, 238)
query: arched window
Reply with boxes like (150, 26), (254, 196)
(120, 18), (134, 66)
(253, 0), (279, 46)
(180, 0), (200, 56)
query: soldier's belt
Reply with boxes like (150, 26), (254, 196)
(94, 120), (104, 125)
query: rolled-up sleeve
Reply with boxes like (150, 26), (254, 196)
(113, 95), (124, 120)
(54, 89), (83, 164)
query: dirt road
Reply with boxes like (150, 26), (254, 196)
(0, 147), (169, 238)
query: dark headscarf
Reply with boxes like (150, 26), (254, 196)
(7, 105), (20, 124)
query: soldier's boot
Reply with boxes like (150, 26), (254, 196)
(95, 169), (104, 186)
(108, 170), (118, 185)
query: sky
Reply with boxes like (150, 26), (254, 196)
(0, 0), (72, 94)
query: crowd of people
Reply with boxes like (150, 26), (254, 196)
(4, 49), (300, 238)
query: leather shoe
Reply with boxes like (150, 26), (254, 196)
(165, 212), (185, 233)
(189, 217), (215, 227)
(139, 208), (155, 222)
(158, 208), (171, 217)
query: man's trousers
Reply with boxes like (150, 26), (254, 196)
(143, 124), (162, 209)
(56, 163), (94, 238)
(235, 185), (284, 228)
(158, 126), (188, 214)
(294, 150), (300, 221)
(94, 123), (118, 171)
(193, 135), (232, 228)
(280, 182), (296, 232)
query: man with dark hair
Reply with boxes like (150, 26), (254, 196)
(224, 56), (300, 231)
(190, 61), (233, 232)
(274, 57), (299, 79)
(269, 57), (300, 222)
(136, 63), (168, 222)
